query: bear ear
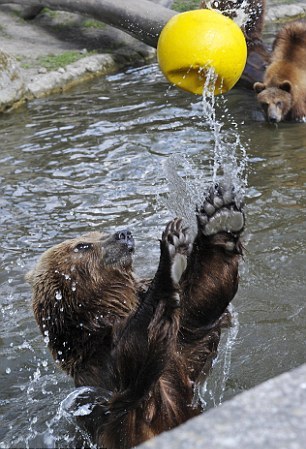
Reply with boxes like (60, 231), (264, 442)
(253, 82), (266, 93)
(279, 81), (292, 93)
(25, 270), (34, 285)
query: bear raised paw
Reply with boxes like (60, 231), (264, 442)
(27, 183), (244, 449)
(161, 217), (191, 286)
(198, 183), (244, 238)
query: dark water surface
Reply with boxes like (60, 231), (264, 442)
(1, 62), (306, 447)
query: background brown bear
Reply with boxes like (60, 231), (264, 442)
(254, 21), (306, 123)
(27, 184), (244, 449)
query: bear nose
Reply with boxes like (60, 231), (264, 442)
(115, 229), (135, 250)
(269, 116), (278, 123)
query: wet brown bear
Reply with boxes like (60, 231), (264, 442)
(254, 21), (306, 123)
(27, 184), (244, 449)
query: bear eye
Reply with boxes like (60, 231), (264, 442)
(261, 102), (269, 111)
(276, 101), (282, 108)
(74, 243), (93, 252)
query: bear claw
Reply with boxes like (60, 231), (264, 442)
(162, 218), (191, 284)
(162, 218), (191, 255)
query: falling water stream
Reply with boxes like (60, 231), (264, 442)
(1, 53), (306, 447)
(164, 67), (248, 409)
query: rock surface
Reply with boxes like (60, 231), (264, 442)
(0, 3), (159, 111)
(0, 49), (27, 111)
(267, 3), (306, 21)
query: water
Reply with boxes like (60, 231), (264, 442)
(201, 68), (248, 190)
(1, 56), (306, 447)
(197, 304), (240, 408)
(163, 68), (247, 234)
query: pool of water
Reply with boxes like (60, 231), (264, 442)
(1, 57), (306, 447)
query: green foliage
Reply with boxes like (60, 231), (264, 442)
(172, 0), (200, 12)
(82, 19), (106, 29)
(37, 50), (96, 71)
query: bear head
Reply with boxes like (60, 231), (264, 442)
(26, 230), (138, 371)
(253, 80), (293, 123)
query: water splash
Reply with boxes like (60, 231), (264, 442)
(162, 154), (208, 235)
(202, 68), (248, 195)
(205, 0), (253, 29)
(162, 68), (248, 232)
(40, 386), (112, 448)
(163, 68), (247, 407)
(196, 304), (240, 409)
(41, 387), (96, 448)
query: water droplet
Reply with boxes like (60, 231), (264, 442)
(43, 330), (50, 345)
(32, 416), (38, 424)
(55, 290), (62, 301)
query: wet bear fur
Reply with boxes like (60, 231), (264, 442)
(254, 21), (306, 122)
(27, 184), (245, 449)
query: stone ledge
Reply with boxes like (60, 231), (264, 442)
(26, 50), (156, 100)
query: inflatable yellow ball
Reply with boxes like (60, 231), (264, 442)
(157, 9), (247, 95)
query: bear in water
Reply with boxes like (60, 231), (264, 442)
(27, 183), (245, 449)
(254, 21), (306, 123)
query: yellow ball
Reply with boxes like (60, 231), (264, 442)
(157, 9), (247, 95)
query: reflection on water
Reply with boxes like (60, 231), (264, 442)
(1, 61), (306, 448)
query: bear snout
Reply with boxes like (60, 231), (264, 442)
(267, 110), (280, 123)
(266, 104), (283, 123)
